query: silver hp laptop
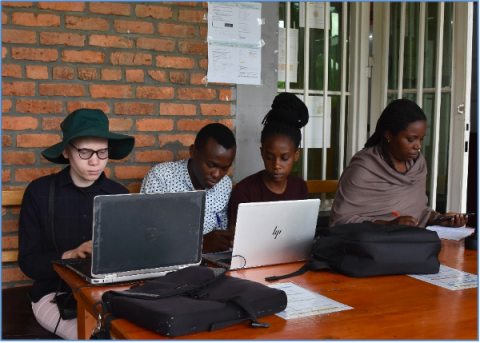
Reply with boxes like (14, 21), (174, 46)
(203, 199), (320, 270)
(61, 191), (205, 284)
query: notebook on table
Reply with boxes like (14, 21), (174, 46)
(202, 199), (320, 270)
(55, 191), (206, 284)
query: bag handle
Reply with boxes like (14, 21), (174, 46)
(265, 260), (334, 281)
(48, 173), (59, 253)
(48, 173), (76, 335)
(105, 267), (227, 301)
(90, 301), (119, 340)
(209, 295), (269, 332)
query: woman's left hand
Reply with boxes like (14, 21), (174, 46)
(438, 213), (468, 227)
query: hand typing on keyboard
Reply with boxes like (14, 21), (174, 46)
(61, 240), (92, 259)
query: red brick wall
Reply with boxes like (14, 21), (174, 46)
(1, 1), (235, 288)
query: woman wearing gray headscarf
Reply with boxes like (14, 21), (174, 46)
(329, 99), (468, 228)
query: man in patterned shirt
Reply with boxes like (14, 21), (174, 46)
(141, 123), (236, 253)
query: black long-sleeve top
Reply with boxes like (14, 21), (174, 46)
(18, 166), (129, 302)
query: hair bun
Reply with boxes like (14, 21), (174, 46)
(263, 92), (309, 129)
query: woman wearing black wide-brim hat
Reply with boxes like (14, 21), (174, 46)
(18, 109), (135, 339)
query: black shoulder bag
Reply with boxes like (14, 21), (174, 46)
(93, 266), (287, 338)
(48, 174), (78, 321)
(266, 222), (442, 281)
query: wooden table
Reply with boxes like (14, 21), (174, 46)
(54, 239), (478, 340)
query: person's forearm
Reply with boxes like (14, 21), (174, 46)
(373, 219), (389, 225)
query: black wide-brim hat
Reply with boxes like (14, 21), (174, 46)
(42, 109), (135, 164)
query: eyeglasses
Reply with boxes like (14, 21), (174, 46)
(69, 142), (110, 160)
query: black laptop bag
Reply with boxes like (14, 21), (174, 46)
(266, 222), (442, 281)
(99, 266), (287, 337)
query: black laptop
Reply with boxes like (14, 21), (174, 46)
(58, 191), (205, 284)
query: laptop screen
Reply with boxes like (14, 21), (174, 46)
(230, 199), (320, 269)
(91, 191), (205, 275)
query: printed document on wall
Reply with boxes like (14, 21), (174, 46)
(207, 2), (262, 85)
(278, 28), (299, 83)
(300, 2), (325, 29)
(297, 95), (331, 149)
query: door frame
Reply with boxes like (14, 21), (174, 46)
(447, 2), (473, 213)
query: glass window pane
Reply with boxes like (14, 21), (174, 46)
(346, 3), (350, 91)
(442, 2), (453, 88)
(388, 2), (402, 90)
(306, 148), (322, 179)
(310, 2), (348, 91)
(436, 93), (451, 213)
(278, 2), (286, 90)
(278, 3), (349, 182)
(291, 148), (304, 177)
(403, 3), (420, 90)
(278, 2), (348, 92)
(343, 96), (349, 169)
(309, 2), (329, 91)
(387, 93), (398, 104)
(421, 93), (435, 203)
(403, 93), (416, 102)
(311, 24), (325, 90)
(326, 94), (343, 180)
(290, 3), (304, 90)
(291, 95), (348, 181)
(277, 2), (304, 90)
(424, 2), (438, 89)
(307, 95), (344, 180)
(420, 92), (449, 212)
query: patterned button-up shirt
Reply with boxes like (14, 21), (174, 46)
(141, 159), (231, 235)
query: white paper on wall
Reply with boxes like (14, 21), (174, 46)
(207, 2), (262, 85)
(278, 28), (299, 83)
(300, 2), (325, 30)
(297, 94), (332, 149)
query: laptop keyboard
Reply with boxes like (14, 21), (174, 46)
(61, 258), (87, 265)
(60, 258), (93, 276)
(202, 255), (232, 268)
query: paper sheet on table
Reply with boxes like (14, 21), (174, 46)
(268, 282), (353, 319)
(408, 265), (477, 291)
(426, 225), (475, 241)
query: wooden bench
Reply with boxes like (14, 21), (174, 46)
(2, 187), (64, 338)
(1, 186), (146, 338)
(2, 180), (337, 264)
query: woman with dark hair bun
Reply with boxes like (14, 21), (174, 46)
(329, 98), (468, 228)
(227, 92), (309, 232)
